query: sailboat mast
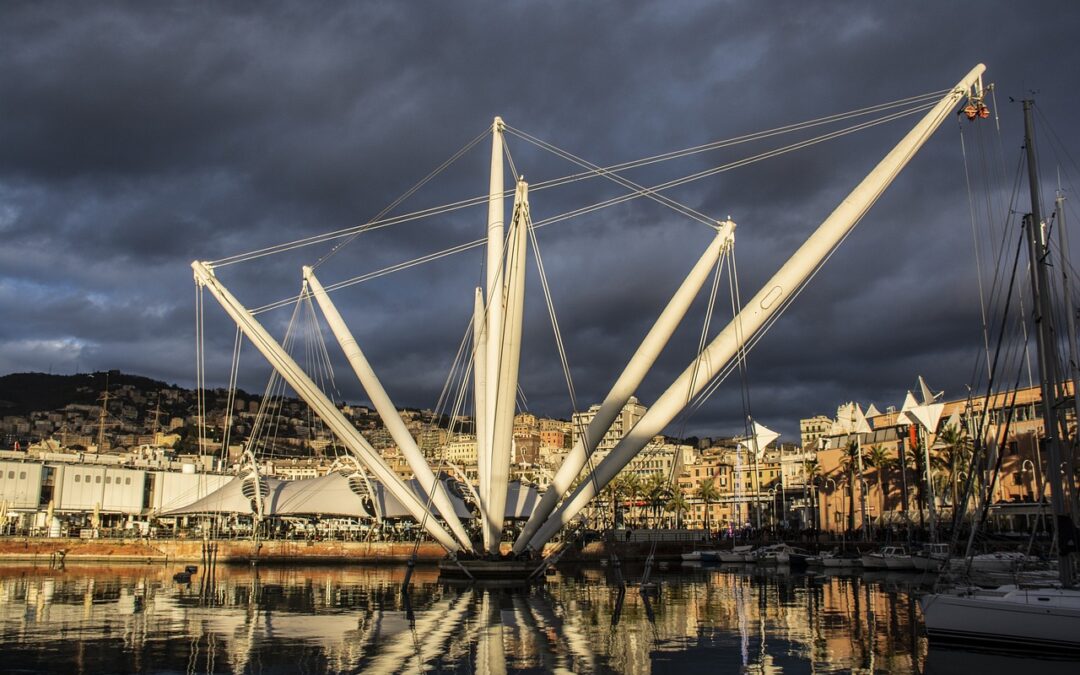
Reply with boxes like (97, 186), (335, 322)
(1021, 98), (1075, 586)
(1054, 193), (1080, 520)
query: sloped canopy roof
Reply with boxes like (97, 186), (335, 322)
(165, 473), (478, 522)
(374, 478), (474, 520)
(163, 476), (285, 516)
(274, 472), (375, 518)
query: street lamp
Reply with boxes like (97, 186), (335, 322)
(1021, 459), (1035, 501)
(767, 486), (777, 530)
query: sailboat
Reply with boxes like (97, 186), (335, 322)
(919, 98), (1080, 652)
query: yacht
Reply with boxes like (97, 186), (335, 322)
(911, 543), (949, 572)
(921, 585), (1080, 651)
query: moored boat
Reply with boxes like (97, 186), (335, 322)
(820, 550), (863, 568)
(911, 543), (949, 572)
(920, 585), (1080, 652)
(717, 544), (753, 563)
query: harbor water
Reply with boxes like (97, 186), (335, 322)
(0, 561), (1075, 673)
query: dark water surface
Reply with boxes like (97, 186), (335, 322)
(0, 561), (1074, 673)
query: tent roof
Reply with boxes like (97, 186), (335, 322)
(163, 476), (284, 516)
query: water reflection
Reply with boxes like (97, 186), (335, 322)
(0, 562), (1070, 673)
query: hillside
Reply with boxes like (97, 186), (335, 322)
(0, 371), (181, 416)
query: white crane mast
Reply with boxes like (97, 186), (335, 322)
(304, 266), (475, 550)
(481, 117), (506, 541)
(484, 179), (530, 554)
(190, 260), (462, 552)
(512, 220), (735, 554)
(525, 63), (987, 552)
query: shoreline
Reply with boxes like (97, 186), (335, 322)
(0, 536), (716, 565)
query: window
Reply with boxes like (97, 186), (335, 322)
(6, 471), (12, 479)
(95, 476), (101, 484)
(125, 477), (131, 485)
(74, 475), (80, 483)
(19, 472), (26, 479)
(85, 475), (91, 483)
(105, 476), (112, 484)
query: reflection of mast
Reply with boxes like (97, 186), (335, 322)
(477, 590), (507, 675)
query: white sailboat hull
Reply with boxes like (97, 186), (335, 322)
(921, 587), (1080, 651)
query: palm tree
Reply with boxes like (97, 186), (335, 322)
(934, 422), (972, 511)
(665, 492), (690, 529)
(696, 480), (721, 533)
(622, 472), (642, 526)
(864, 445), (891, 527)
(840, 441), (861, 533)
(643, 473), (670, 528)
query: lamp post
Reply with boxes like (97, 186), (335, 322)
(861, 479), (872, 540)
(767, 486), (777, 531)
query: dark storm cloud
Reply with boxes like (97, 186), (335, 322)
(2, 0), (1079, 441)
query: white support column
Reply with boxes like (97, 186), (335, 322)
(472, 286), (492, 550)
(482, 117), (506, 521)
(304, 267), (475, 551)
(512, 221), (735, 553)
(191, 261), (461, 552)
(526, 64), (987, 551)
(486, 179), (528, 554)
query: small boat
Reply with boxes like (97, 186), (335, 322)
(751, 544), (786, 565)
(681, 549), (721, 563)
(862, 545), (908, 570)
(784, 547), (813, 568)
(911, 543), (949, 572)
(824, 551), (863, 568)
(753, 543), (805, 565)
(718, 544), (753, 563)
(882, 546), (915, 571)
(817, 549), (862, 568)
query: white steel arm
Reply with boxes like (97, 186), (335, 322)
(471, 286), (491, 548)
(512, 220), (735, 553)
(482, 117), (506, 520)
(526, 64), (987, 552)
(485, 179), (529, 554)
(191, 261), (461, 552)
(303, 267), (475, 551)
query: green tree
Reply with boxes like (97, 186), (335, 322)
(864, 445), (891, 527)
(934, 422), (972, 511)
(840, 441), (862, 533)
(696, 479), (721, 532)
(643, 473), (670, 528)
(665, 491), (690, 529)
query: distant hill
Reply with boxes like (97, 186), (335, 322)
(0, 371), (181, 416)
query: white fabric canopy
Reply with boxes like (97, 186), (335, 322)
(374, 478), (474, 520)
(164, 473), (478, 522)
(163, 476), (285, 516)
(274, 472), (375, 518)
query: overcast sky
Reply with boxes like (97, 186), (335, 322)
(3, 1), (1079, 441)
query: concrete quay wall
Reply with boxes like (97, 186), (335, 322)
(0, 537), (449, 564)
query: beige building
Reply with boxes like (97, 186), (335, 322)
(570, 397), (647, 455)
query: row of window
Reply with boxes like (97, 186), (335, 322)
(72, 474), (133, 485)
(5, 470), (27, 480)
